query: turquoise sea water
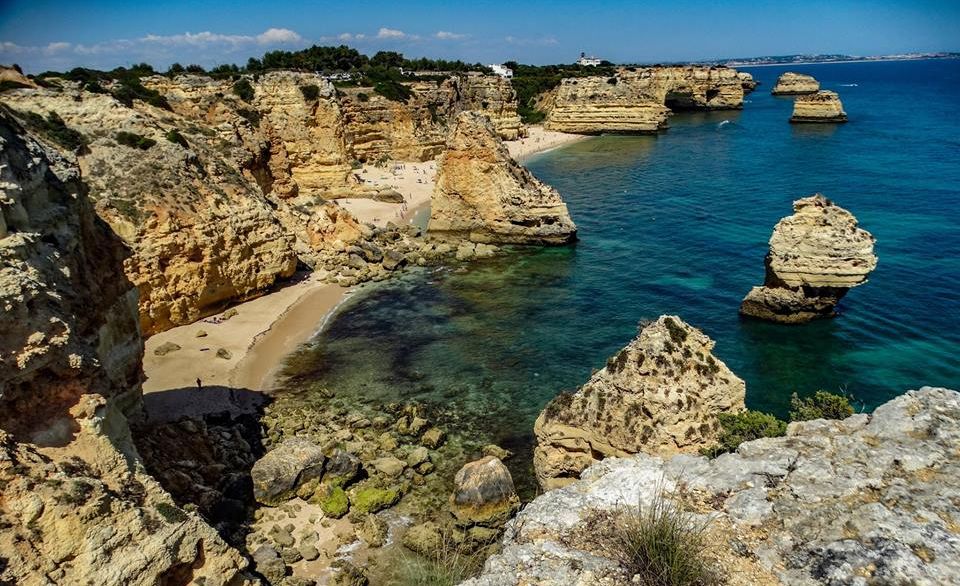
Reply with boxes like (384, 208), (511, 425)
(282, 60), (960, 487)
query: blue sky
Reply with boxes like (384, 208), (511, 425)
(1, 0), (958, 72)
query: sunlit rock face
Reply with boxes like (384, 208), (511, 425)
(790, 90), (848, 123)
(771, 72), (820, 95)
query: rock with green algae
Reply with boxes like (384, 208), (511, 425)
(311, 484), (349, 519)
(348, 484), (401, 515)
(402, 521), (444, 555)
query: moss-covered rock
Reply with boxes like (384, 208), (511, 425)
(312, 485), (349, 518)
(348, 484), (401, 515)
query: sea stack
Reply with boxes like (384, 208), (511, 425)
(533, 316), (746, 490)
(790, 90), (848, 123)
(740, 194), (877, 323)
(771, 72), (820, 95)
(428, 111), (577, 245)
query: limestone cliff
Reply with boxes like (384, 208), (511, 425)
(457, 74), (524, 140)
(790, 90), (847, 123)
(534, 316), (745, 489)
(741, 194), (877, 323)
(429, 111), (577, 245)
(0, 111), (251, 585)
(771, 72), (820, 95)
(621, 66), (746, 110)
(466, 387), (960, 586)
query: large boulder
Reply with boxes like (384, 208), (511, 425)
(428, 111), (577, 245)
(771, 72), (820, 95)
(740, 194), (877, 323)
(464, 387), (960, 586)
(450, 456), (520, 528)
(534, 315), (745, 490)
(790, 90), (847, 123)
(251, 437), (327, 505)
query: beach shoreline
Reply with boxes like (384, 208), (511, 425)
(141, 125), (585, 420)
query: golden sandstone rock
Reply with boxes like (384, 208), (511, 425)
(771, 71), (820, 95)
(740, 194), (877, 323)
(429, 111), (577, 244)
(790, 90), (848, 123)
(533, 316), (745, 490)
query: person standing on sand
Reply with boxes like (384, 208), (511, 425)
(196, 377), (202, 390)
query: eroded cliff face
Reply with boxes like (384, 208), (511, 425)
(544, 66), (746, 134)
(740, 194), (877, 323)
(790, 90), (847, 123)
(457, 74), (524, 140)
(533, 316), (745, 490)
(467, 387), (960, 586)
(771, 72), (820, 95)
(0, 112), (251, 585)
(429, 111), (577, 244)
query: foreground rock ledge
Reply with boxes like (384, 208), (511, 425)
(740, 194), (877, 323)
(790, 90), (848, 123)
(466, 387), (960, 586)
(534, 315), (745, 490)
(428, 111), (577, 245)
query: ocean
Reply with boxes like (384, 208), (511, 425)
(280, 59), (960, 490)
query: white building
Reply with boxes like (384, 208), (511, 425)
(576, 52), (602, 67)
(488, 64), (514, 78)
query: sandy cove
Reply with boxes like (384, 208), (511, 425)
(142, 126), (585, 420)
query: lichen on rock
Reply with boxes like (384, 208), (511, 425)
(740, 194), (877, 323)
(534, 315), (746, 490)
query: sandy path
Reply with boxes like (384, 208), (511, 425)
(142, 127), (585, 421)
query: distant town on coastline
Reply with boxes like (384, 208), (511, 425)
(706, 51), (960, 66)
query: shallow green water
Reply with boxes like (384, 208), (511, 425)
(281, 60), (960, 487)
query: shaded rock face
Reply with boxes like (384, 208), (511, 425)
(771, 72), (820, 95)
(790, 90), (847, 123)
(738, 71), (759, 93)
(0, 110), (142, 440)
(544, 66), (746, 134)
(251, 437), (327, 506)
(429, 111), (577, 245)
(741, 194), (877, 323)
(534, 315), (745, 490)
(0, 113), (250, 585)
(450, 456), (520, 528)
(466, 387), (960, 586)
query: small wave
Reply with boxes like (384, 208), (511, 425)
(839, 83), (859, 87)
(717, 120), (731, 128)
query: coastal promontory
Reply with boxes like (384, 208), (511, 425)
(771, 71), (820, 95)
(428, 111), (577, 245)
(533, 316), (745, 489)
(790, 90), (848, 123)
(740, 194), (877, 323)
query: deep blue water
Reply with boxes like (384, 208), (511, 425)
(282, 60), (960, 482)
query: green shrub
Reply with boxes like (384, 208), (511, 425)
(395, 537), (482, 586)
(154, 501), (188, 524)
(236, 108), (261, 127)
(58, 480), (95, 505)
(356, 92), (369, 102)
(21, 110), (88, 151)
(518, 104), (546, 124)
(165, 129), (188, 148)
(115, 131), (157, 150)
(110, 77), (171, 110)
(0, 79), (31, 92)
(609, 484), (717, 586)
(299, 84), (320, 101)
(373, 79), (413, 102)
(232, 78), (254, 102)
(701, 410), (787, 458)
(789, 390), (855, 422)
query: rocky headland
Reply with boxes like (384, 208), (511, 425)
(741, 194), (877, 323)
(428, 111), (577, 245)
(534, 316), (745, 490)
(466, 386), (960, 585)
(771, 72), (820, 95)
(790, 90), (848, 123)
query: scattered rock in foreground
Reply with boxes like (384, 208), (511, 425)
(464, 387), (960, 586)
(790, 90), (848, 123)
(428, 111), (577, 245)
(740, 194), (877, 323)
(771, 72), (820, 95)
(450, 456), (520, 528)
(251, 437), (327, 505)
(534, 315), (745, 489)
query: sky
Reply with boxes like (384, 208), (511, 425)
(1, 0), (958, 72)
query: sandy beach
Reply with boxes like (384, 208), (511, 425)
(142, 125), (584, 420)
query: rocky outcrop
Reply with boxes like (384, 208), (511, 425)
(466, 387), (960, 586)
(771, 72), (820, 95)
(543, 66), (747, 134)
(534, 316), (745, 490)
(457, 74), (524, 140)
(790, 90), (847, 123)
(251, 437), (327, 505)
(740, 195), (877, 323)
(0, 111), (251, 585)
(429, 111), (577, 244)
(738, 71), (758, 93)
(449, 456), (520, 528)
